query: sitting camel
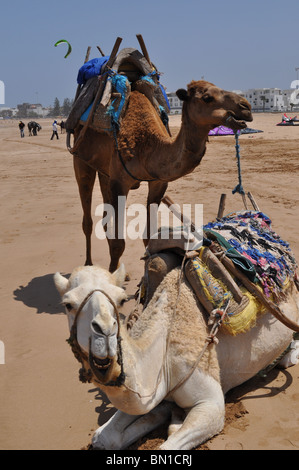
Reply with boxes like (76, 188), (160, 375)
(54, 231), (299, 450)
(71, 80), (252, 272)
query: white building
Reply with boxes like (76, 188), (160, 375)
(237, 87), (299, 112)
(233, 88), (285, 112)
(0, 106), (18, 117)
(166, 92), (183, 114)
(166, 86), (299, 114)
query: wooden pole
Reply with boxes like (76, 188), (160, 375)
(217, 194), (226, 220)
(84, 46), (92, 63)
(242, 193), (248, 210)
(74, 46), (92, 102)
(247, 192), (260, 211)
(97, 46), (105, 57)
(136, 34), (153, 68)
(161, 195), (202, 242)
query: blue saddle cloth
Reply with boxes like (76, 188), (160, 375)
(77, 57), (110, 85)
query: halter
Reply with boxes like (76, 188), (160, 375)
(67, 289), (125, 386)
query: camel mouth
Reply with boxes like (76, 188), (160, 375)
(89, 352), (112, 380)
(92, 356), (112, 369)
(226, 114), (248, 130)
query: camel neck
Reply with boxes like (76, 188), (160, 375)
(181, 115), (208, 160)
(146, 114), (208, 182)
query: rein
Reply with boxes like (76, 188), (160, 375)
(67, 288), (125, 386)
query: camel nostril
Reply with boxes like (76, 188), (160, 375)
(91, 321), (103, 336)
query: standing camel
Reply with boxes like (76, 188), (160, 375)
(72, 80), (252, 272)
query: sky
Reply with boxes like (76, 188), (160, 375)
(1, 0), (299, 108)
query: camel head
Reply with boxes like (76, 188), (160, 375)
(54, 265), (127, 386)
(176, 80), (252, 131)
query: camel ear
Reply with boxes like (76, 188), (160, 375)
(53, 272), (69, 296)
(176, 88), (189, 102)
(112, 263), (126, 287)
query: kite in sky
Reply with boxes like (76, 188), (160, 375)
(54, 40), (72, 58)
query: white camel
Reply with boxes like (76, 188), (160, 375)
(54, 256), (299, 450)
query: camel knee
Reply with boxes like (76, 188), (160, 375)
(162, 373), (225, 450)
(160, 400), (225, 450)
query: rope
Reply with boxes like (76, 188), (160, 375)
(232, 132), (245, 196)
(165, 299), (230, 397)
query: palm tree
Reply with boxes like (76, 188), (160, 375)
(260, 95), (266, 112)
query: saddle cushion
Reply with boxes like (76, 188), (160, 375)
(185, 248), (264, 336)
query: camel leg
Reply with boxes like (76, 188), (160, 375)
(278, 340), (299, 368)
(92, 402), (173, 450)
(98, 175), (130, 273)
(278, 293), (299, 368)
(73, 156), (96, 266)
(108, 179), (130, 273)
(145, 181), (168, 245)
(160, 372), (225, 450)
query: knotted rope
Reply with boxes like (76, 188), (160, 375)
(232, 132), (245, 196)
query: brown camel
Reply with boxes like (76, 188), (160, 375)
(72, 80), (252, 272)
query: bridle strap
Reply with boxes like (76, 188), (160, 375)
(67, 289), (123, 385)
(72, 289), (121, 340)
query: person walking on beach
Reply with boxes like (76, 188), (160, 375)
(51, 120), (59, 140)
(19, 121), (25, 138)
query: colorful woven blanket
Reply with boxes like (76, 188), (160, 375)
(204, 211), (297, 299)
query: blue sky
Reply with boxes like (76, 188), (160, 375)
(1, 0), (299, 107)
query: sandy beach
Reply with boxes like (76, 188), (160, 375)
(0, 113), (298, 450)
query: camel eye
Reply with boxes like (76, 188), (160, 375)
(202, 94), (214, 103)
(64, 303), (73, 312)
